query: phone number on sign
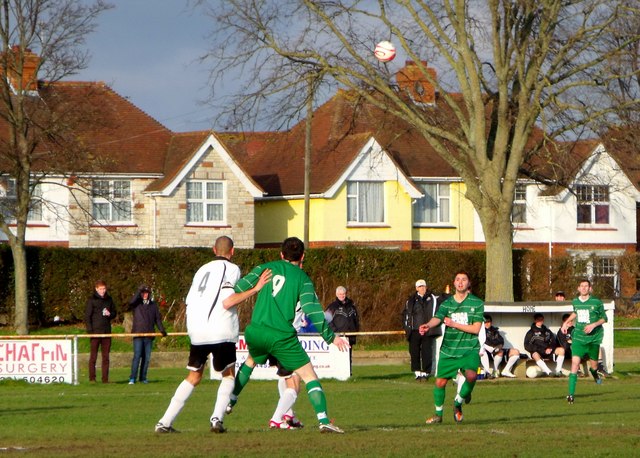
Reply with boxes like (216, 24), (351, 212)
(0, 375), (66, 383)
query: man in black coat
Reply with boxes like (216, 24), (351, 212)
(524, 313), (566, 377)
(85, 279), (117, 383)
(402, 279), (441, 381)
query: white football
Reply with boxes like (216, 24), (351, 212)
(526, 366), (542, 378)
(374, 40), (396, 62)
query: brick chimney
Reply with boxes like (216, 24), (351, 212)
(396, 61), (437, 105)
(2, 46), (40, 93)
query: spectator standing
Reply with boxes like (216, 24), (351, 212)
(85, 280), (117, 384)
(403, 279), (441, 381)
(555, 291), (566, 301)
(524, 313), (565, 377)
(128, 285), (167, 384)
(326, 286), (360, 373)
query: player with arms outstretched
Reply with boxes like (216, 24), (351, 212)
(223, 236), (350, 433)
(419, 270), (484, 424)
(561, 279), (607, 404)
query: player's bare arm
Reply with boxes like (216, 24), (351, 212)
(222, 269), (272, 309)
(442, 318), (482, 335)
(332, 335), (350, 352)
(584, 318), (606, 334)
(419, 317), (442, 335)
(561, 312), (577, 334)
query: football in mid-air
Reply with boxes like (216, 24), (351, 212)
(374, 40), (396, 62)
(526, 366), (542, 378)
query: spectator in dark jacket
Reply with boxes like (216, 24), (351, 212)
(325, 286), (360, 346)
(402, 279), (441, 381)
(85, 279), (117, 383)
(326, 286), (359, 373)
(556, 312), (574, 358)
(128, 285), (167, 384)
(524, 313), (565, 377)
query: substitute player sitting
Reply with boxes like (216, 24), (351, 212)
(419, 270), (484, 424)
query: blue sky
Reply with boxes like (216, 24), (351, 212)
(76, 1), (215, 132)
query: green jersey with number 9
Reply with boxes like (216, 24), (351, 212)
(234, 259), (335, 344)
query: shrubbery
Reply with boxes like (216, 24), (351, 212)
(0, 245), (637, 333)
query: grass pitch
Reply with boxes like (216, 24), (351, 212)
(1, 363), (639, 457)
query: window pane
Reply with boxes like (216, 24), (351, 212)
(347, 195), (357, 222)
(93, 202), (110, 220)
(112, 201), (131, 221)
(186, 182), (202, 199)
(187, 202), (203, 222)
(439, 196), (450, 223)
(359, 182), (383, 222)
(207, 182), (223, 200)
(113, 181), (130, 199)
(92, 180), (109, 198)
(577, 204), (591, 224)
(207, 203), (223, 221)
(512, 203), (526, 223)
(595, 205), (609, 224)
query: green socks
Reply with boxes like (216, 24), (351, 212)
(306, 379), (330, 424)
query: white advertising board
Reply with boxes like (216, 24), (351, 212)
(211, 334), (350, 381)
(0, 339), (74, 384)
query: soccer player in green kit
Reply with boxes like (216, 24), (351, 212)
(222, 237), (350, 433)
(561, 279), (607, 404)
(419, 270), (484, 424)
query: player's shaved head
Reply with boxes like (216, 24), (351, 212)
(214, 236), (234, 257)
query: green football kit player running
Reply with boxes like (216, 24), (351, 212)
(561, 279), (607, 404)
(419, 270), (484, 424)
(223, 237), (350, 433)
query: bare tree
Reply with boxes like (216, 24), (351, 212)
(0, 0), (112, 334)
(199, 0), (640, 301)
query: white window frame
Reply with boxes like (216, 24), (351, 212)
(91, 179), (132, 224)
(0, 178), (43, 222)
(575, 184), (609, 226)
(511, 183), (527, 225)
(413, 182), (450, 226)
(569, 250), (621, 298)
(186, 180), (226, 225)
(346, 181), (384, 225)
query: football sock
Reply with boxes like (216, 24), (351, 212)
(232, 362), (254, 399)
(272, 387), (298, 423)
(504, 354), (519, 372)
(590, 367), (599, 381)
(536, 360), (552, 374)
(555, 355), (565, 372)
(569, 372), (578, 396)
(306, 379), (329, 425)
(456, 380), (475, 406)
(159, 379), (194, 426)
(493, 355), (502, 372)
(434, 385), (446, 415)
(212, 376), (234, 421)
(480, 354), (491, 373)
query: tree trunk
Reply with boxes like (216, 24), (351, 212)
(483, 218), (515, 302)
(11, 242), (29, 335)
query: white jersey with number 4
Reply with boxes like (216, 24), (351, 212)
(185, 257), (241, 345)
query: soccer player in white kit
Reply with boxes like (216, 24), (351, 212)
(155, 236), (269, 433)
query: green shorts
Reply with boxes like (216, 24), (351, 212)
(571, 341), (600, 361)
(245, 324), (310, 372)
(435, 350), (481, 380)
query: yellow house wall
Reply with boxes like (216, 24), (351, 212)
(255, 181), (414, 245)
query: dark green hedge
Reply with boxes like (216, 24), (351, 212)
(0, 245), (636, 332)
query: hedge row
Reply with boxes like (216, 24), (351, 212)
(0, 245), (637, 332)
